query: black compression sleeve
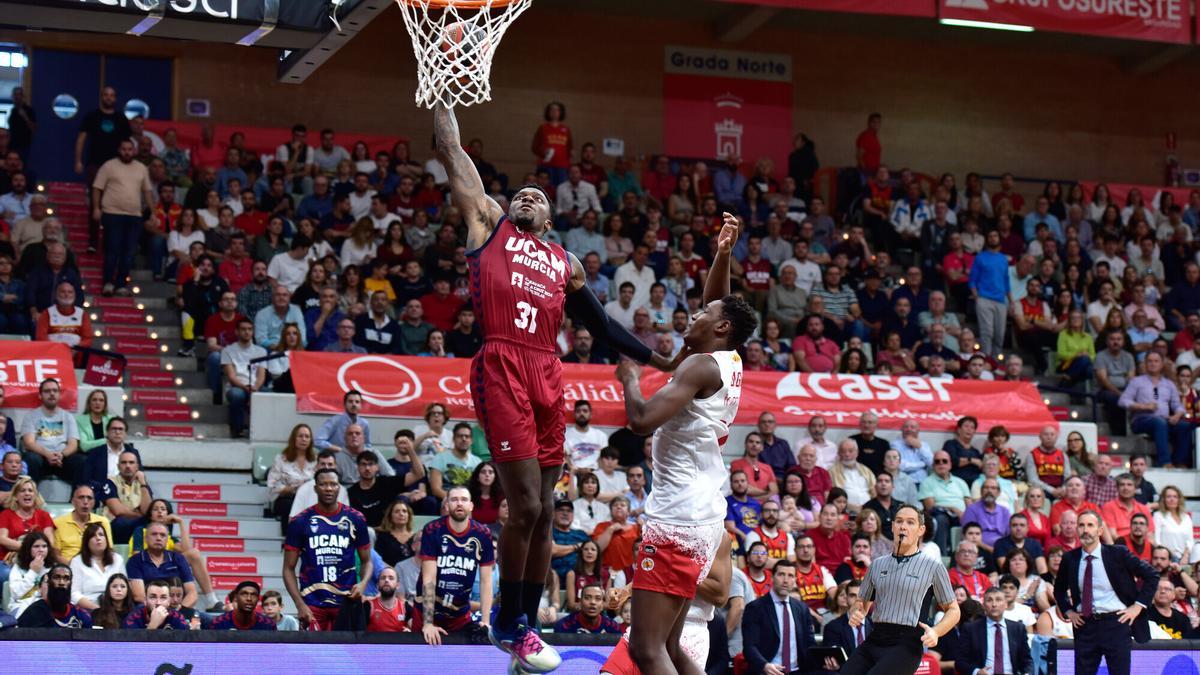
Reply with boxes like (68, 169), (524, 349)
(565, 285), (653, 364)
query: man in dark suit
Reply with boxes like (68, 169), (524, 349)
(742, 559), (817, 675)
(956, 587), (1032, 675)
(1052, 510), (1158, 675)
(821, 579), (871, 673)
(82, 416), (141, 486)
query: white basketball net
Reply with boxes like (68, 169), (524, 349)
(395, 0), (533, 109)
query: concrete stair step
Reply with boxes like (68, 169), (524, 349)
(129, 402), (203, 423)
(128, 371), (181, 387)
(135, 439), (253, 471)
(191, 536), (282, 553)
(94, 324), (153, 339)
(174, 501), (265, 518)
(88, 307), (151, 325)
(85, 297), (169, 312)
(210, 574), (286, 593)
(146, 406), (208, 424)
(144, 469), (255, 486)
(130, 388), (213, 405)
(133, 424), (201, 439)
(101, 338), (169, 356)
(133, 283), (177, 299)
(188, 517), (280, 539)
(206, 553), (285, 576)
(161, 482), (268, 504)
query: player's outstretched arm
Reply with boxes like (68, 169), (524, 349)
(703, 212), (738, 306)
(616, 355), (720, 435)
(433, 103), (503, 248)
(566, 252), (677, 370)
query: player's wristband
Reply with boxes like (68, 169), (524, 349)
(565, 285), (652, 364)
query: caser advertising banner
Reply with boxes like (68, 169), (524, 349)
(940, 0), (1190, 45)
(717, 0), (933, 18)
(289, 353), (1055, 433)
(0, 342), (78, 410)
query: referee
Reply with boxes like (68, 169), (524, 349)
(843, 504), (960, 674)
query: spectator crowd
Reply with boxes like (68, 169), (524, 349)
(0, 91), (1198, 673)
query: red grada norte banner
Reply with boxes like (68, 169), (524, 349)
(662, 46), (792, 174)
(718, 0), (932, 17)
(940, 0), (1189, 44)
(290, 353), (1054, 434)
(0, 342), (78, 409)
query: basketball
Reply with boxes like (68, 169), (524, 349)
(439, 20), (489, 62)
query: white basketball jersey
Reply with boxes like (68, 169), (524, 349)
(644, 350), (743, 527)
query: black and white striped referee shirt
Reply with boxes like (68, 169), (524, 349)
(859, 551), (955, 625)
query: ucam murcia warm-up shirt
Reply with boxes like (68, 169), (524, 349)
(417, 516), (494, 625)
(122, 605), (190, 630)
(210, 610), (277, 631)
(284, 503), (371, 608)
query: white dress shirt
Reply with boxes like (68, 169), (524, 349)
(979, 618), (1009, 675)
(1076, 544), (1125, 613)
(555, 179), (601, 216)
(770, 592), (799, 670)
(797, 437), (837, 470)
(70, 553), (126, 606)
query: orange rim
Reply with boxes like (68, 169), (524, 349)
(398, 0), (516, 7)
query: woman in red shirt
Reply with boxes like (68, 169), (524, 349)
(467, 461), (503, 525)
(1020, 486), (1052, 549)
(0, 477), (56, 562)
(531, 101), (572, 186)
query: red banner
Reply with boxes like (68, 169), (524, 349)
(1077, 181), (1194, 213)
(289, 353), (1055, 434)
(719, 0), (932, 17)
(662, 46), (792, 175)
(940, 0), (1189, 45)
(0, 342), (78, 410)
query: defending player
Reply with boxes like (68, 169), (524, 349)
(282, 468), (372, 631)
(615, 213), (758, 675)
(433, 103), (674, 672)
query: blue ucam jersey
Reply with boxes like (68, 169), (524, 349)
(285, 504), (370, 608)
(418, 517), (494, 624)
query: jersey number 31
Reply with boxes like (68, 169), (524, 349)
(514, 301), (539, 334)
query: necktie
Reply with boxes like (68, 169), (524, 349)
(780, 600), (791, 672)
(993, 622), (1005, 675)
(856, 624), (865, 646)
(1082, 554), (1095, 617)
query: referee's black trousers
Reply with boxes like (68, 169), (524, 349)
(839, 623), (923, 675)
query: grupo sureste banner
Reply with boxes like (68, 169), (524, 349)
(0, 342), (79, 409)
(289, 353), (1055, 433)
(940, 0), (1190, 44)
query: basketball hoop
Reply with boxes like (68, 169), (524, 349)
(395, 0), (532, 108)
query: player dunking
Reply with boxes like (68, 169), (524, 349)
(614, 213), (758, 675)
(433, 103), (675, 673)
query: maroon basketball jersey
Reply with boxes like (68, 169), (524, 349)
(468, 216), (570, 352)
